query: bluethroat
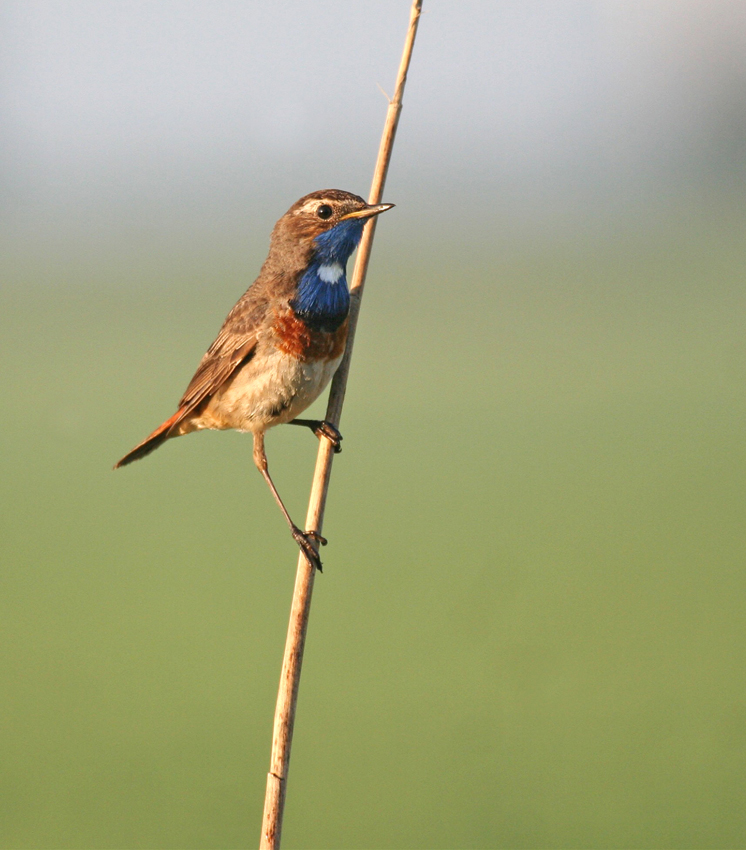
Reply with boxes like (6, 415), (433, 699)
(115, 190), (394, 571)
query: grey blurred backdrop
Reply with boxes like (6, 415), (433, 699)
(2, 2), (746, 849)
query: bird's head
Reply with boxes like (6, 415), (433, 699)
(270, 189), (394, 267)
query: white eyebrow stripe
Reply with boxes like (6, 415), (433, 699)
(317, 263), (344, 284)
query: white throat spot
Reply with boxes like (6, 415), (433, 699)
(318, 263), (344, 284)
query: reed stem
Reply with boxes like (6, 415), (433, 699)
(259, 3), (422, 847)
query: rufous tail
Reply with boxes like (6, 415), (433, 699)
(114, 410), (184, 468)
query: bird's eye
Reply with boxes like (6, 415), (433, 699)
(316, 204), (333, 220)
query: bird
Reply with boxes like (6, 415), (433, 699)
(115, 189), (394, 572)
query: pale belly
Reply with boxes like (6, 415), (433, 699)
(189, 349), (343, 434)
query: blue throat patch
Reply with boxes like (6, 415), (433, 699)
(290, 219), (365, 332)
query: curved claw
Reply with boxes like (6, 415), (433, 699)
(305, 529), (327, 546)
(291, 526), (324, 572)
(289, 418), (343, 453)
(315, 421), (343, 454)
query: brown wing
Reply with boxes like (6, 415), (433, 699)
(178, 327), (257, 413)
(114, 288), (268, 468)
(177, 289), (267, 415)
(114, 324), (259, 469)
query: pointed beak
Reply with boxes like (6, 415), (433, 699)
(340, 202), (395, 221)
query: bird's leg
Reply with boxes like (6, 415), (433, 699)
(252, 432), (326, 571)
(288, 418), (343, 453)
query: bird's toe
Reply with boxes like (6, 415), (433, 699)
(317, 421), (343, 453)
(291, 527), (324, 572)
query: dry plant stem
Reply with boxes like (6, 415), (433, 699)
(258, 2), (423, 848)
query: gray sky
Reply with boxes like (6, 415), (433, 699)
(3, 1), (746, 246)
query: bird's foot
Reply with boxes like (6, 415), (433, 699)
(291, 526), (327, 572)
(305, 529), (328, 546)
(291, 418), (343, 453)
(313, 421), (343, 453)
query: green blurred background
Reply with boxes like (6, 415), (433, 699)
(2, 2), (746, 848)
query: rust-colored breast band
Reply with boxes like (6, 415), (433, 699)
(272, 310), (349, 362)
